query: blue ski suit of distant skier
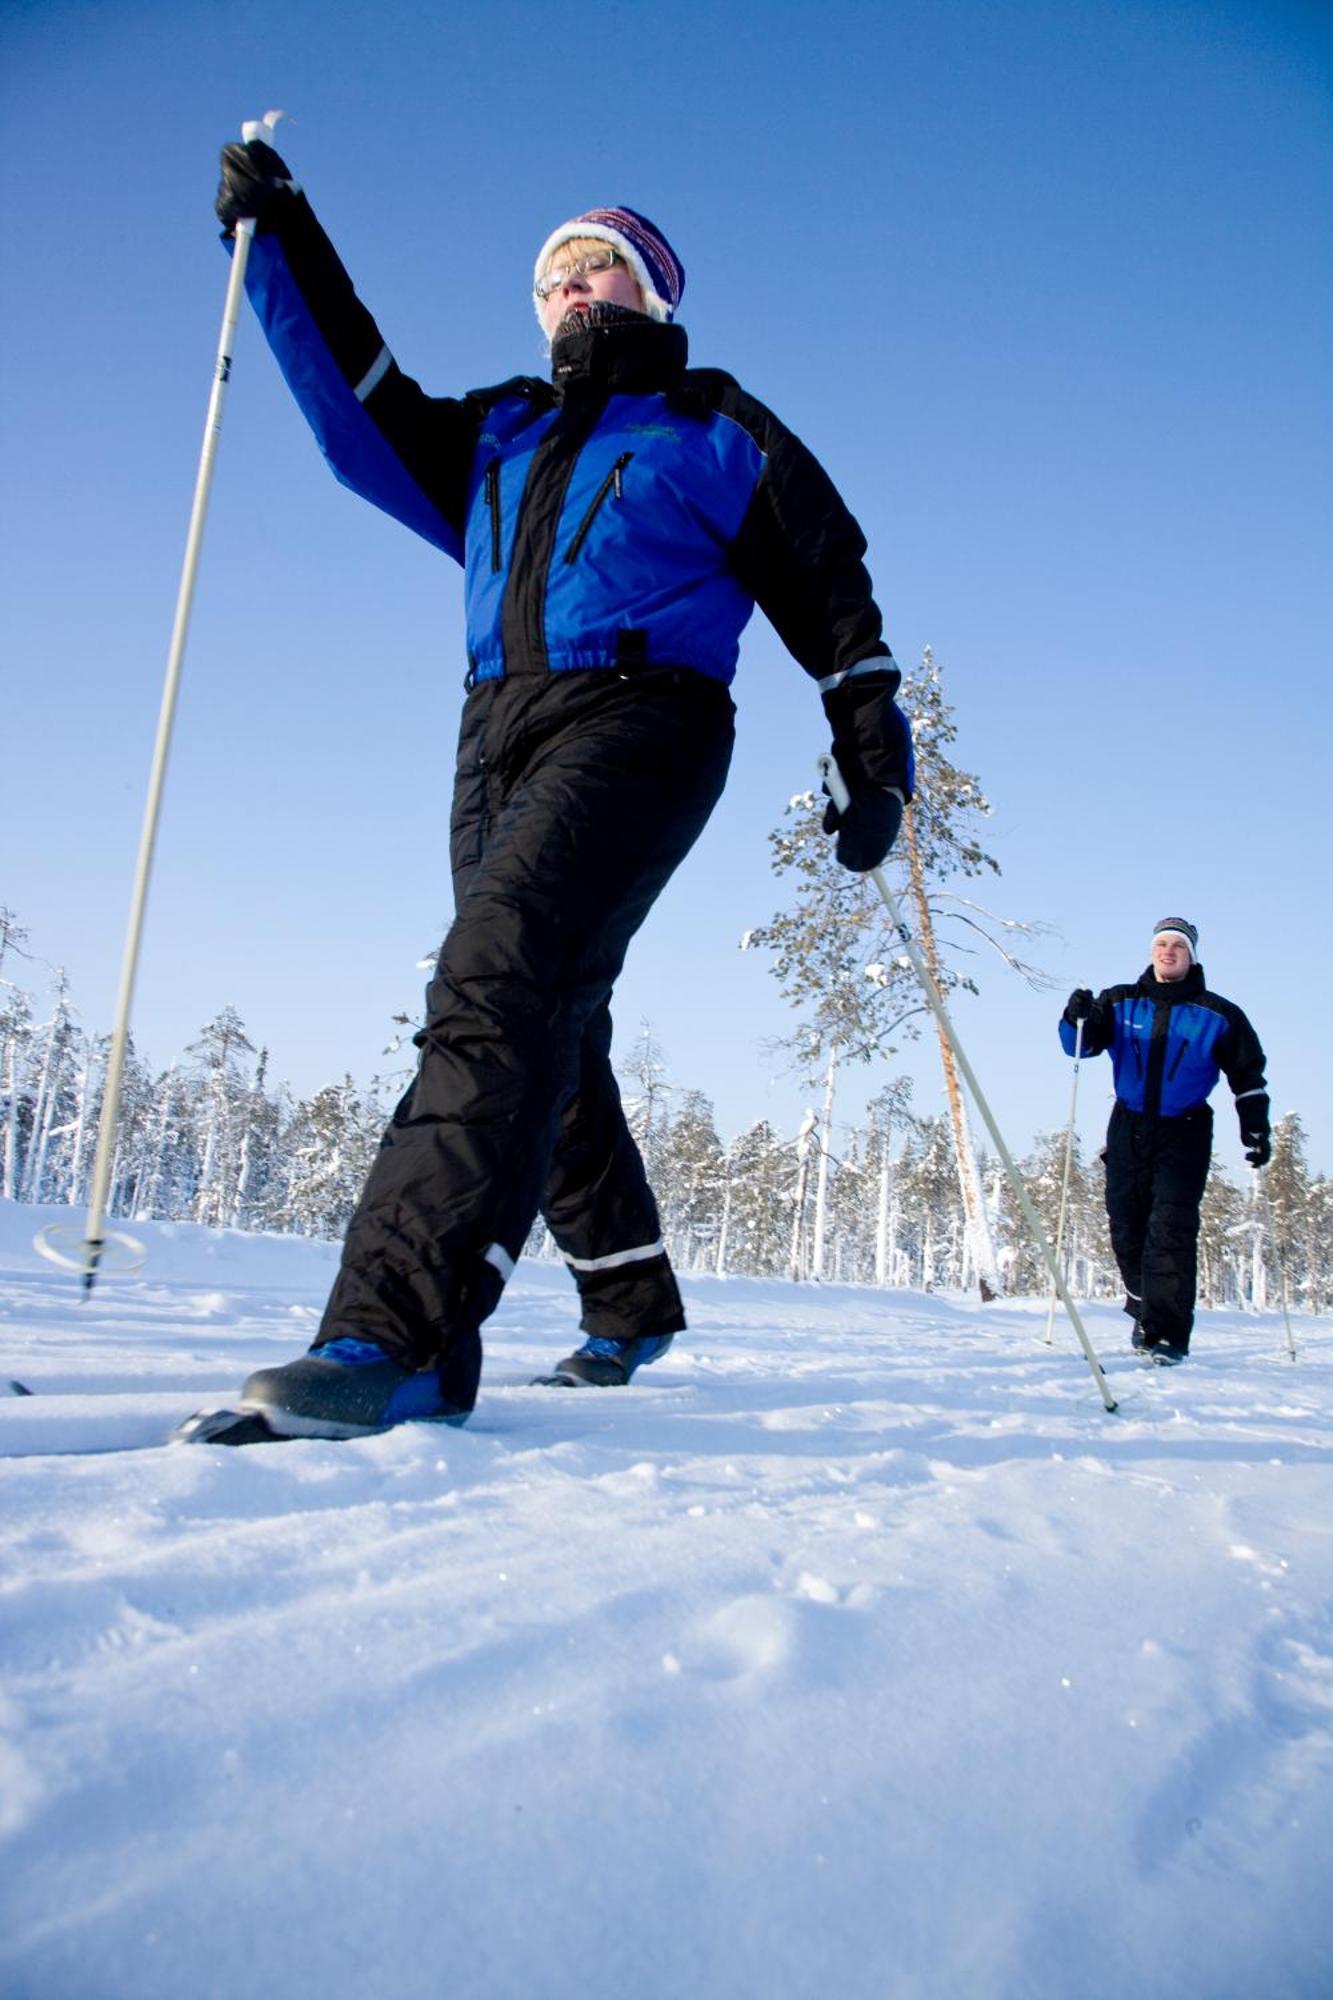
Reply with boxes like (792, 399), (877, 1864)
(227, 171), (914, 1410)
(1059, 965), (1268, 1351)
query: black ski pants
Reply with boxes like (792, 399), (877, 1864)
(1104, 1101), (1212, 1350)
(316, 666), (735, 1405)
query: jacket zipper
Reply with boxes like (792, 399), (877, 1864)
(564, 453), (634, 564)
(484, 459), (502, 573)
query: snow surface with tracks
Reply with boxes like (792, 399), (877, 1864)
(2, 1200), (1330, 1999)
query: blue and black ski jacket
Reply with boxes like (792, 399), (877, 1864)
(1059, 964), (1268, 1125)
(232, 188), (914, 796)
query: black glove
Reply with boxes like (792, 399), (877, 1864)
(216, 139), (296, 235)
(822, 785), (904, 873)
(1242, 1123), (1272, 1169)
(1063, 988), (1094, 1026)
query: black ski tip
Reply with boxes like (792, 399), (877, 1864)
(528, 1371), (583, 1388)
(7, 1379), (34, 1396)
(172, 1406), (288, 1447)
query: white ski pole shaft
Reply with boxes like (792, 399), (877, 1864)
(77, 116), (281, 1295)
(1044, 1015), (1083, 1345)
(819, 757), (1116, 1412)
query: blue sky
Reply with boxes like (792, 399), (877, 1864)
(3, 0), (1330, 1182)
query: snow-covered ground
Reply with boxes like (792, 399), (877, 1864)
(1, 1199), (1330, 2000)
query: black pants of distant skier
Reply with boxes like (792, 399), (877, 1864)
(1103, 1101), (1212, 1351)
(315, 666), (735, 1407)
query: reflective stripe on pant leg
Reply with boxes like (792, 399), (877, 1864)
(541, 998), (686, 1341)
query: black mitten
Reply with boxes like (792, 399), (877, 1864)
(821, 786), (904, 872)
(1241, 1120), (1272, 1169)
(216, 139), (297, 234)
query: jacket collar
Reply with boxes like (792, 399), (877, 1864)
(1136, 962), (1206, 1001)
(549, 313), (689, 401)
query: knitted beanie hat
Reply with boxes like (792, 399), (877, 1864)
(534, 206), (685, 324)
(1152, 917), (1198, 961)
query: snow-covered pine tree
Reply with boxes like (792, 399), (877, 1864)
(723, 1119), (795, 1277)
(20, 969), (78, 1204)
(618, 1020), (673, 1191)
(1198, 1163), (1246, 1307)
(277, 1076), (384, 1240)
(1265, 1113), (1311, 1309)
(0, 982), (34, 1201)
(998, 1128), (1112, 1299)
(897, 1115), (966, 1290)
(893, 650), (1054, 1301)
(187, 1008), (257, 1227)
(866, 1080), (915, 1286)
(745, 793), (924, 1281)
(230, 1047), (285, 1229)
(751, 649), (1051, 1303)
(653, 1088), (725, 1271)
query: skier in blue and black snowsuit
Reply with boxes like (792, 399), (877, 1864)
(213, 138), (915, 1435)
(1061, 918), (1270, 1362)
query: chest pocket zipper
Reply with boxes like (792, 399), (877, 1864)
(484, 459), (502, 572)
(565, 453), (634, 564)
(1166, 1032), (1190, 1083)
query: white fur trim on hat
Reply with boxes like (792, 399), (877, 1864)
(532, 223), (671, 325)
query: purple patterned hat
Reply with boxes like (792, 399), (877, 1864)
(534, 205), (685, 324)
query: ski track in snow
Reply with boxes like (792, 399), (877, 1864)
(1, 1202), (1331, 2000)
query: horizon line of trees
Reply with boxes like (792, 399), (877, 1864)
(4, 910), (1328, 1313)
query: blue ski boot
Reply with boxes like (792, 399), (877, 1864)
(240, 1337), (471, 1437)
(538, 1332), (675, 1387)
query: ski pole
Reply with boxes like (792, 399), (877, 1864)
(1044, 1014), (1083, 1345)
(35, 112), (284, 1294)
(819, 756), (1116, 1412)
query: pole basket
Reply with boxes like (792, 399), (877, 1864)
(35, 1222), (147, 1279)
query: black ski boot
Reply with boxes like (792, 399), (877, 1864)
(535, 1333), (674, 1387)
(240, 1337), (471, 1437)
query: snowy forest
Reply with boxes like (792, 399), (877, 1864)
(6, 652), (1328, 1315)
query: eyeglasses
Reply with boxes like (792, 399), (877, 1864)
(534, 247), (622, 300)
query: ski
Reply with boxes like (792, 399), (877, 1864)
(172, 1406), (289, 1446)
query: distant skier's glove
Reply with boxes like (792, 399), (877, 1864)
(1240, 1118), (1271, 1169)
(821, 784), (904, 872)
(1063, 989), (1095, 1025)
(216, 139), (298, 234)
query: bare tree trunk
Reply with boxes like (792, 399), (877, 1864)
(2, 1033), (22, 1201)
(902, 809), (1004, 1301)
(715, 1173), (732, 1278)
(21, 1013), (61, 1204)
(789, 1109), (816, 1282)
(810, 1043), (840, 1281)
(875, 1140), (892, 1285)
(66, 1043), (95, 1205)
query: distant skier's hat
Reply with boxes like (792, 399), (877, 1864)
(534, 206), (685, 324)
(1152, 917), (1198, 961)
